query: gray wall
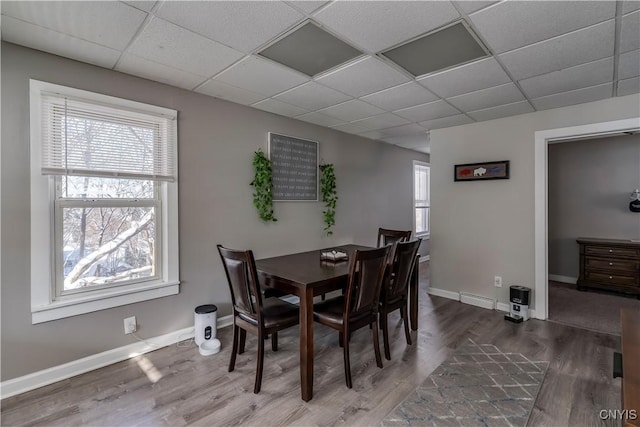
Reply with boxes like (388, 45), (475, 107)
(548, 134), (640, 280)
(430, 93), (640, 310)
(0, 42), (428, 381)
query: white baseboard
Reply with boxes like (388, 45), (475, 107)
(549, 274), (577, 284)
(419, 255), (430, 263)
(460, 293), (495, 310)
(0, 314), (233, 400)
(496, 302), (510, 312)
(427, 287), (459, 301)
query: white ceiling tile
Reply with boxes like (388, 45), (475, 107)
(499, 19), (615, 81)
(317, 99), (386, 122)
(419, 114), (474, 130)
(195, 80), (267, 106)
(360, 82), (439, 111)
(214, 56), (310, 97)
(1, 1), (146, 50)
(155, 1), (304, 53)
(274, 82), (351, 110)
(251, 98), (309, 117)
(618, 77), (640, 96)
(394, 100), (461, 122)
(296, 111), (346, 127)
(468, 100), (534, 121)
(417, 57), (511, 98)
(519, 57), (614, 99)
(0, 16), (121, 68)
(330, 121), (373, 134)
(381, 133), (430, 152)
(314, 1), (459, 52)
(619, 50), (640, 80)
(116, 53), (207, 90)
(447, 83), (525, 112)
(623, 1), (640, 14)
(122, 1), (157, 13)
(453, 1), (499, 15)
(348, 113), (411, 132)
(620, 10), (640, 53)
(379, 123), (429, 137)
(287, 1), (330, 14)
(531, 83), (613, 111)
(316, 56), (410, 98)
(127, 18), (244, 78)
(469, 1), (614, 54)
(359, 130), (388, 140)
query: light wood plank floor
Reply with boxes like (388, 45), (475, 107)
(1, 263), (622, 426)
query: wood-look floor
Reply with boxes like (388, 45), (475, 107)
(1, 263), (622, 426)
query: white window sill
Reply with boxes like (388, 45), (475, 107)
(416, 233), (430, 239)
(31, 281), (180, 324)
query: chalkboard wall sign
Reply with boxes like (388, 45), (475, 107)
(268, 132), (318, 201)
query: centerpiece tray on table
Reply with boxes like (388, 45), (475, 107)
(320, 248), (349, 263)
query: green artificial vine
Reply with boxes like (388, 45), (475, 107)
(250, 150), (277, 222)
(319, 164), (337, 236)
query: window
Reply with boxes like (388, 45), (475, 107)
(30, 80), (179, 323)
(414, 161), (430, 236)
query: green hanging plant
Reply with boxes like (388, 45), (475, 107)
(319, 163), (337, 236)
(250, 150), (277, 222)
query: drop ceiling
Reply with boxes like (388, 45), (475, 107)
(2, 1), (639, 154)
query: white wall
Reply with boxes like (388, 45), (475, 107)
(430, 94), (640, 310)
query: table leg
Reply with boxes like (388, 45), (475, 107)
(300, 287), (314, 401)
(410, 257), (419, 331)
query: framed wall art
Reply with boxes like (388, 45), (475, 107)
(268, 132), (318, 201)
(454, 160), (510, 182)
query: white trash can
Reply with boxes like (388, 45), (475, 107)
(194, 304), (221, 355)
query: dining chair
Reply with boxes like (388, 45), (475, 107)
(377, 228), (412, 247)
(312, 246), (390, 388)
(379, 239), (421, 360)
(217, 244), (299, 394)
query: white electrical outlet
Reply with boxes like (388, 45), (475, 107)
(124, 316), (137, 334)
(494, 276), (502, 287)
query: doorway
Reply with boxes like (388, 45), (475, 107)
(533, 118), (640, 320)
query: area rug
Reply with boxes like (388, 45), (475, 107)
(548, 280), (640, 336)
(381, 340), (548, 427)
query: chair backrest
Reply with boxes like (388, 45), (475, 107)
(344, 246), (390, 319)
(217, 244), (263, 323)
(385, 239), (421, 300)
(377, 228), (412, 248)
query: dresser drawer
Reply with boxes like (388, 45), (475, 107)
(585, 271), (638, 287)
(584, 245), (639, 258)
(585, 257), (638, 272)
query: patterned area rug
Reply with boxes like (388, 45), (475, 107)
(382, 340), (549, 427)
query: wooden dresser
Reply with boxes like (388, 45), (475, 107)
(577, 238), (640, 297)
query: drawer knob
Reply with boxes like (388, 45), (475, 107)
(609, 276), (613, 279)
(609, 262), (613, 266)
(609, 249), (613, 253)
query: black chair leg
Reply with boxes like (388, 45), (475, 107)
(381, 311), (391, 360)
(401, 305), (412, 346)
(343, 328), (352, 388)
(239, 329), (247, 354)
(271, 332), (278, 351)
(372, 320), (383, 369)
(254, 331), (265, 394)
(229, 324), (239, 372)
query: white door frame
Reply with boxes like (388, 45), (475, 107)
(534, 118), (640, 320)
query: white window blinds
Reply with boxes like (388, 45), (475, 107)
(40, 92), (177, 181)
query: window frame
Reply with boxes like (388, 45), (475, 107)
(29, 80), (180, 324)
(413, 160), (430, 238)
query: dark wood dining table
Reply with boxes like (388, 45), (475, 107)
(255, 243), (419, 401)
